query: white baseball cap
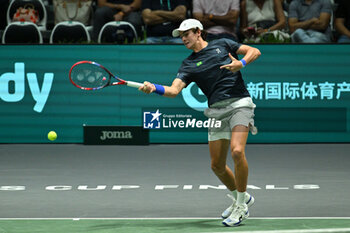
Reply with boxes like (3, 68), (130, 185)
(172, 19), (204, 37)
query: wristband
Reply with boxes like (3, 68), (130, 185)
(240, 59), (247, 67)
(153, 84), (165, 95)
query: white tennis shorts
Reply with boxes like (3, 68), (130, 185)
(204, 97), (258, 141)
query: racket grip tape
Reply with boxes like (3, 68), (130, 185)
(153, 84), (165, 95)
(126, 81), (143, 88)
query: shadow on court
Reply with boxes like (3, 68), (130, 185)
(0, 219), (349, 233)
(86, 219), (350, 233)
(90, 219), (221, 232)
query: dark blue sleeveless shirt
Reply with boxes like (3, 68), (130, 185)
(176, 38), (250, 106)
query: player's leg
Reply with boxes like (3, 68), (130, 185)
(209, 139), (241, 219)
(206, 102), (256, 224)
(208, 139), (236, 191)
(208, 132), (254, 220)
(208, 117), (242, 220)
(223, 125), (250, 226)
(230, 125), (249, 193)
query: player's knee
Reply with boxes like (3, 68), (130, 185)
(231, 146), (245, 162)
(211, 161), (225, 175)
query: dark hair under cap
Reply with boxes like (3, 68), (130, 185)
(192, 28), (207, 41)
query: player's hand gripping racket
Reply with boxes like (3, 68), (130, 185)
(69, 61), (143, 90)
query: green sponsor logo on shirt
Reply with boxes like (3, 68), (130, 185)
(196, 61), (203, 67)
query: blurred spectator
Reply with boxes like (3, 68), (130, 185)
(334, 0), (350, 43)
(282, 0), (293, 12)
(53, 0), (93, 27)
(141, 0), (187, 43)
(0, 0), (9, 30)
(92, 0), (143, 41)
(240, 0), (286, 42)
(192, 0), (240, 41)
(288, 0), (332, 43)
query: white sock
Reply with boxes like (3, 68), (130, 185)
(236, 191), (246, 206)
(231, 190), (238, 200)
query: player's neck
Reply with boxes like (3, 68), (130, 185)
(193, 40), (208, 53)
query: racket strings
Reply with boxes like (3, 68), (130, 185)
(71, 63), (109, 89)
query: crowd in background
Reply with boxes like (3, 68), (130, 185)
(0, 0), (350, 44)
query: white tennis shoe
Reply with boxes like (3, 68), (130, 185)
(221, 193), (254, 219)
(222, 203), (249, 227)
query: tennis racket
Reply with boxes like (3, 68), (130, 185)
(69, 61), (143, 90)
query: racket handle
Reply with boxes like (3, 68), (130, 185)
(126, 81), (143, 88)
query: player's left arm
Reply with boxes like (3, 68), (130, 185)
(237, 44), (261, 64)
(139, 78), (186, 97)
(220, 45), (261, 72)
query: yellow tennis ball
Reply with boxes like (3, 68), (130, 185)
(48, 131), (57, 141)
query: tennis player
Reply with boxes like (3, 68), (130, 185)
(140, 18), (261, 227)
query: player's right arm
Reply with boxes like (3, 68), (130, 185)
(139, 78), (186, 97)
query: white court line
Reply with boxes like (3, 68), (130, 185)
(208, 228), (350, 233)
(0, 217), (349, 220)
